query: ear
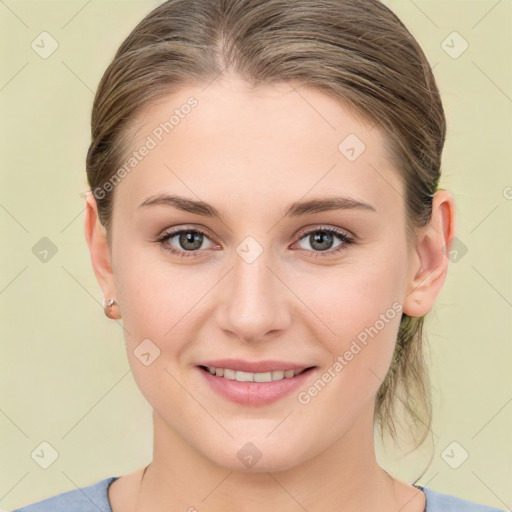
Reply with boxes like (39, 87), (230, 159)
(403, 189), (456, 317)
(84, 192), (120, 319)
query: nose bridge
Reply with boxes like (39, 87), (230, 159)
(216, 239), (289, 342)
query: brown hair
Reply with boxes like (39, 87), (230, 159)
(86, 0), (444, 466)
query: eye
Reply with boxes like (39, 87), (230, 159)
(293, 226), (355, 257)
(158, 227), (217, 258)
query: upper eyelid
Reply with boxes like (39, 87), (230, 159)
(295, 224), (353, 239)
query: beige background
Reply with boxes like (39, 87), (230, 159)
(1, 0), (511, 510)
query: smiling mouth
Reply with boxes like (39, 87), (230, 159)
(198, 365), (316, 383)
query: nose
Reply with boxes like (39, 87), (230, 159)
(214, 248), (292, 343)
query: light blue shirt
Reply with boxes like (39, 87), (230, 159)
(10, 477), (508, 511)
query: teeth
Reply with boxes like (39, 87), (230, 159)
(223, 368), (236, 380)
(254, 372), (272, 383)
(204, 366), (305, 382)
(236, 370), (254, 382)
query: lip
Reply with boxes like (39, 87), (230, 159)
(196, 364), (317, 407)
(198, 358), (312, 373)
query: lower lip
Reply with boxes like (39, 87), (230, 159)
(197, 366), (316, 407)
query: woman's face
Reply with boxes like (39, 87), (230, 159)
(97, 76), (428, 471)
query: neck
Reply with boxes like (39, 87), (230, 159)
(135, 404), (410, 512)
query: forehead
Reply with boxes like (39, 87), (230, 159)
(114, 77), (404, 221)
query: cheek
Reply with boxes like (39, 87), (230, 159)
(114, 248), (185, 333)
(302, 256), (405, 336)
(299, 295), (402, 429)
(113, 251), (215, 381)
(296, 256), (405, 394)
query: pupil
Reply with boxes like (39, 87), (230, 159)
(180, 231), (203, 250)
(312, 232), (333, 251)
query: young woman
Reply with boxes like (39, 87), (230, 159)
(12, 0), (506, 511)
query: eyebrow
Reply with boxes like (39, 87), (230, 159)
(138, 194), (376, 222)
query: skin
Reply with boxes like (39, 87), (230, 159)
(85, 75), (455, 512)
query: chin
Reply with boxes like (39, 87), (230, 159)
(205, 440), (307, 474)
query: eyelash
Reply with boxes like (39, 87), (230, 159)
(157, 225), (355, 259)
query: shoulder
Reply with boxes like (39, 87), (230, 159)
(10, 476), (119, 512)
(421, 486), (507, 512)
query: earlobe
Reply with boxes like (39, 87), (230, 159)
(84, 193), (120, 319)
(402, 189), (456, 318)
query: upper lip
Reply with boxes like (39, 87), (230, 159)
(198, 359), (315, 373)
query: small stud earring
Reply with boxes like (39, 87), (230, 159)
(104, 298), (119, 319)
